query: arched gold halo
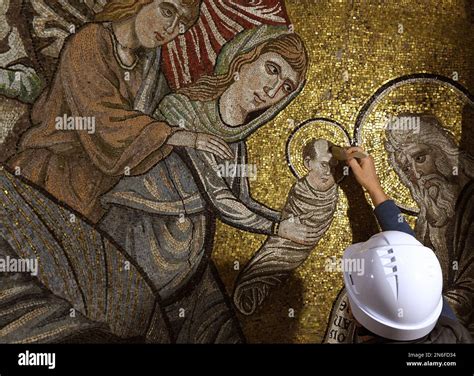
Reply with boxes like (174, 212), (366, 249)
(286, 118), (352, 179)
(354, 74), (474, 214)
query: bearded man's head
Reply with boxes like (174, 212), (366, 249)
(384, 114), (474, 227)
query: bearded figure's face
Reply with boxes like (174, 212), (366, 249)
(394, 142), (458, 227)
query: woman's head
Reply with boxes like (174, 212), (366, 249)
(177, 30), (309, 116)
(96, 0), (201, 48)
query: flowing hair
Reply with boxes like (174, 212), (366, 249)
(177, 32), (309, 102)
(95, 0), (201, 24)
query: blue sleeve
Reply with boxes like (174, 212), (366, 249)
(373, 200), (458, 321)
(373, 199), (415, 236)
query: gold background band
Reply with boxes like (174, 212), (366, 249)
(212, 0), (474, 343)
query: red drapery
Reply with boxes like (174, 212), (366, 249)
(161, 0), (290, 90)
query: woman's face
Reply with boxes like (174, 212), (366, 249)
(231, 51), (299, 115)
(135, 0), (196, 48)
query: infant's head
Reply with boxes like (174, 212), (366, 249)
(302, 138), (338, 191)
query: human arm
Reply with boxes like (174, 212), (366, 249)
(236, 142), (281, 222)
(346, 147), (460, 321)
(345, 146), (414, 235)
(167, 130), (233, 160)
(184, 148), (318, 244)
(59, 26), (232, 176)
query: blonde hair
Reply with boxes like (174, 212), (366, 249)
(177, 33), (309, 101)
(95, 0), (201, 25)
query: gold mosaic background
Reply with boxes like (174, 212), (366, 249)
(212, 0), (474, 343)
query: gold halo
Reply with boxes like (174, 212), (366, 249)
(355, 83), (471, 213)
(286, 118), (351, 179)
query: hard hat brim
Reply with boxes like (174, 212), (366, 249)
(347, 293), (443, 341)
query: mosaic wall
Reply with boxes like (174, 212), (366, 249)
(214, 0), (474, 343)
(0, 0), (473, 344)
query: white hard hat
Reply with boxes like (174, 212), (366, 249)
(343, 231), (443, 341)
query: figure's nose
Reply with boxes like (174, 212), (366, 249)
(407, 160), (422, 182)
(165, 16), (179, 35)
(263, 77), (282, 99)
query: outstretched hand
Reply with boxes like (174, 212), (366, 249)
(167, 130), (234, 160)
(345, 146), (389, 206)
(278, 211), (319, 245)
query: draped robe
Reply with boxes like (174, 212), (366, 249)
(233, 178), (338, 315)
